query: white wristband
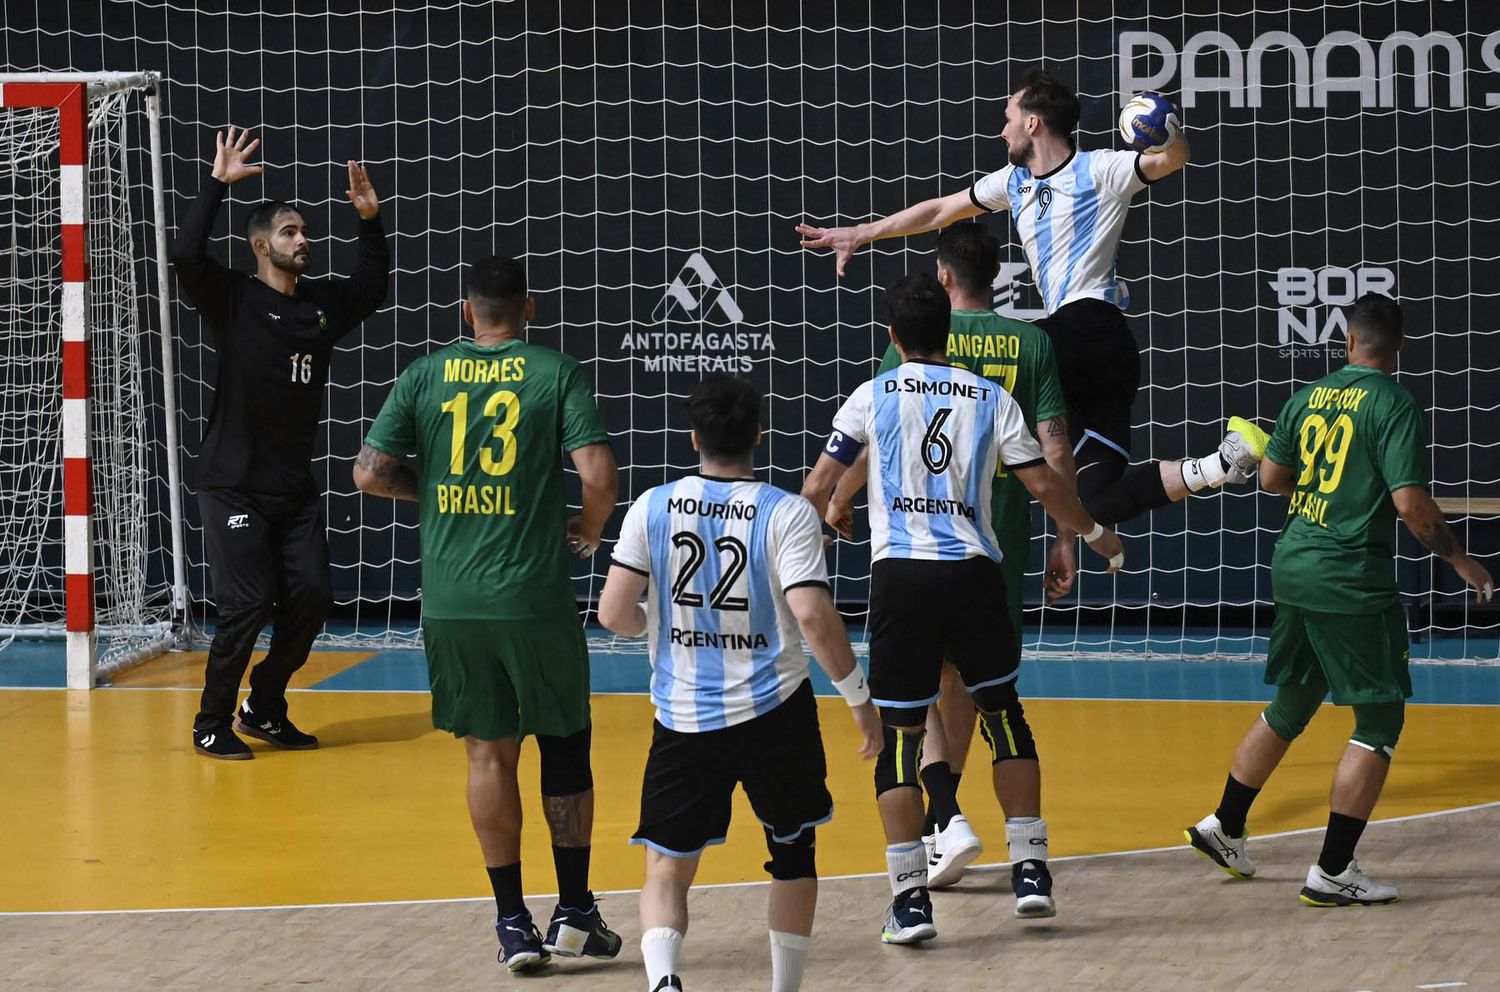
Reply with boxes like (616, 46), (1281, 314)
(832, 666), (870, 707)
(1084, 522), (1106, 543)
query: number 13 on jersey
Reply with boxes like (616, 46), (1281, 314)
(440, 390), (521, 476)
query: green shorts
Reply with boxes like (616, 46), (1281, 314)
(421, 616), (591, 741)
(1264, 603), (1412, 705)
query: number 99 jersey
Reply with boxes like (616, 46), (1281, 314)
(611, 476), (831, 733)
(1263, 363), (1429, 613)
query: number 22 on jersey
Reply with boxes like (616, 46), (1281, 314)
(440, 390), (521, 476)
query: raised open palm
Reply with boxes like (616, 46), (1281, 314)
(211, 126), (264, 185)
(345, 161), (379, 219)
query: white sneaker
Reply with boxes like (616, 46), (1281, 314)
(1184, 813), (1257, 879)
(1300, 860), (1400, 907)
(1219, 416), (1270, 484)
(927, 815), (983, 889)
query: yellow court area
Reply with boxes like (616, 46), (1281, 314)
(3, 685), (1498, 914)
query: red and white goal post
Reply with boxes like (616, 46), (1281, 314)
(0, 71), (188, 688)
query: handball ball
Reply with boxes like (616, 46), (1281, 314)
(1118, 92), (1181, 153)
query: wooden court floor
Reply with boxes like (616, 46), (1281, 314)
(1, 676), (1497, 990)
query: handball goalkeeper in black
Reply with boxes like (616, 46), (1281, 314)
(171, 126), (390, 760)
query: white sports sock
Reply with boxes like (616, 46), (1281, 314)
(769, 930), (810, 992)
(1006, 816), (1048, 865)
(641, 927), (683, 988)
(1181, 453), (1229, 492)
(886, 841), (927, 896)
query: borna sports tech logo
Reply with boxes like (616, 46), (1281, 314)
(1266, 266), (1395, 359)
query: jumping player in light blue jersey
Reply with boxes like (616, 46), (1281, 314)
(802, 273), (1123, 946)
(598, 375), (882, 992)
(798, 68), (1267, 594)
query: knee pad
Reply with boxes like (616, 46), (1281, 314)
(1351, 701), (1404, 762)
(874, 724), (925, 796)
(974, 682), (1037, 763)
(762, 826), (817, 880)
(536, 726), (593, 796)
(1261, 683), (1325, 742)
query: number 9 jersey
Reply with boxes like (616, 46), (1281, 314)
(610, 476), (831, 733)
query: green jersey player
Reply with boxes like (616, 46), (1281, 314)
(355, 256), (623, 972)
(1185, 292), (1493, 907)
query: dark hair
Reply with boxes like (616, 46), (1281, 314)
(1016, 68), (1080, 149)
(885, 272), (951, 355)
(244, 200), (301, 241)
(465, 255), (528, 325)
(935, 223), (1000, 297)
(685, 375), (762, 460)
(1348, 292), (1403, 354)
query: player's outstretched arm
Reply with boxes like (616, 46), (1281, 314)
(597, 566), (648, 637)
(1393, 486), (1495, 602)
(1014, 462), (1123, 573)
(170, 126), (264, 319)
(785, 586), (882, 760)
(796, 189), (983, 278)
(567, 442), (619, 559)
(353, 444), (419, 501)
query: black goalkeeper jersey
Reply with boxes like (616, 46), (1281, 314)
(171, 178), (390, 494)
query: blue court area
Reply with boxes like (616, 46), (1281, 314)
(6, 630), (1500, 704)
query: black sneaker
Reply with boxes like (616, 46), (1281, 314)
(1012, 859), (1056, 919)
(234, 701), (319, 750)
(193, 726), (252, 760)
(652, 977), (684, 991)
(543, 896), (623, 958)
(496, 911), (551, 972)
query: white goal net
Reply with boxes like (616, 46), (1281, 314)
(0, 73), (184, 680)
(3, 4), (1496, 666)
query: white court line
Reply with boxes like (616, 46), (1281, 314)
(1415, 983), (1469, 989)
(4, 799), (1496, 919)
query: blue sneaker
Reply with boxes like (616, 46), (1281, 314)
(543, 897), (623, 959)
(496, 911), (551, 972)
(1012, 859), (1056, 919)
(880, 886), (937, 944)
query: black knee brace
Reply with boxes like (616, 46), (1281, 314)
(1078, 442), (1168, 527)
(973, 682), (1038, 762)
(536, 726), (593, 796)
(874, 723), (925, 796)
(763, 826), (817, 880)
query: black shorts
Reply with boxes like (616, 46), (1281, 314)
(1037, 297), (1141, 457)
(631, 679), (833, 857)
(868, 556), (1019, 717)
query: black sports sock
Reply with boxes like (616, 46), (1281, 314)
(922, 802), (938, 837)
(921, 761), (961, 832)
(552, 845), (593, 910)
(1214, 774), (1260, 838)
(1317, 813), (1368, 875)
(488, 862), (525, 918)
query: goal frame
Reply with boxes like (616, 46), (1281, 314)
(0, 70), (188, 688)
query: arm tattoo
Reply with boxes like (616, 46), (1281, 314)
(355, 444), (420, 501)
(1412, 516), (1460, 559)
(1043, 418), (1068, 438)
(543, 792), (590, 847)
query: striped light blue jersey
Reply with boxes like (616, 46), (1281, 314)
(827, 361), (1045, 563)
(970, 149), (1149, 314)
(611, 476), (830, 733)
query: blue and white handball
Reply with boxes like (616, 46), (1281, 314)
(1118, 92), (1181, 153)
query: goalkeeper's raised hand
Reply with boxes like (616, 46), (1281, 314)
(210, 126), (264, 185)
(345, 160), (380, 220)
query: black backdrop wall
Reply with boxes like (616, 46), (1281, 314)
(3, 1), (1496, 645)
